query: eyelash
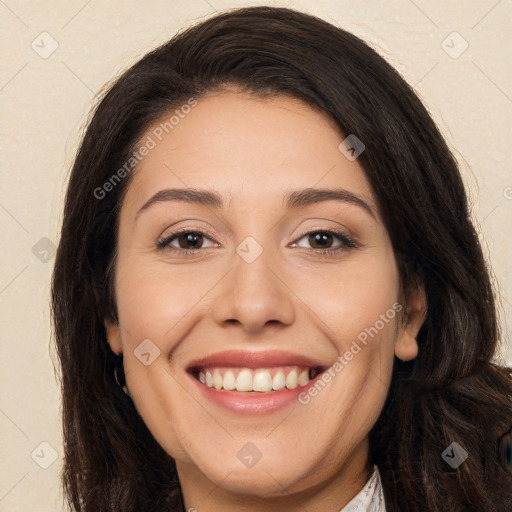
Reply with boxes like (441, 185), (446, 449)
(156, 227), (359, 257)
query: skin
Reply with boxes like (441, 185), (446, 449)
(106, 89), (426, 511)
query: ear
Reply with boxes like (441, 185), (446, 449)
(394, 284), (427, 362)
(105, 318), (123, 355)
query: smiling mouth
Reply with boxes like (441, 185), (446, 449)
(188, 366), (324, 393)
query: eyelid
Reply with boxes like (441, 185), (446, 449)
(291, 228), (358, 249)
(156, 226), (219, 250)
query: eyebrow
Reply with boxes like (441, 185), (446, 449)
(135, 187), (375, 219)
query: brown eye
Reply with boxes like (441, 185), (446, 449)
(308, 232), (334, 249)
(293, 230), (357, 251)
(157, 230), (217, 251)
(175, 232), (204, 249)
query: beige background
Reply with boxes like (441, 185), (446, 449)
(0, 1), (511, 510)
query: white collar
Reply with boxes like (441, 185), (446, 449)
(339, 464), (386, 512)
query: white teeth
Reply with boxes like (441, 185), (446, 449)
(285, 369), (298, 389)
(298, 368), (309, 386)
(253, 370), (273, 392)
(213, 369), (223, 390)
(223, 369), (236, 390)
(272, 372), (286, 390)
(196, 366), (315, 392)
(236, 369), (253, 391)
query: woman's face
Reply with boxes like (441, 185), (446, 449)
(106, 90), (425, 502)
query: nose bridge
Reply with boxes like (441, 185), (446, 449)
(212, 235), (295, 333)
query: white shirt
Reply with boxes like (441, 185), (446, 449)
(339, 464), (386, 512)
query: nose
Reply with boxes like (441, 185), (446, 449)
(211, 245), (295, 334)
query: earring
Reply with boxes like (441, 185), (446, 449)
(113, 353), (130, 396)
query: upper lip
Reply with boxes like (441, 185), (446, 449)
(186, 350), (327, 371)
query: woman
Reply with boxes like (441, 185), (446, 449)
(51, 6), (512, 511)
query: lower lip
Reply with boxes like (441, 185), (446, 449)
(189, 372), (321, 414)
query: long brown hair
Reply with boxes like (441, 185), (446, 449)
(51, 6), (512, 511)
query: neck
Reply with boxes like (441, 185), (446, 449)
(176, 438), (372, 512)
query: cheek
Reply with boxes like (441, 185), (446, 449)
(291, 251), (400, 346)
(121, 356), (194, 461)
(293, 253), (400, 408)
(113, 255), (215, 346)
(315, 317), (397, 449)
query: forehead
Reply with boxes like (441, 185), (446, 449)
(123, 91), (377, 214)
